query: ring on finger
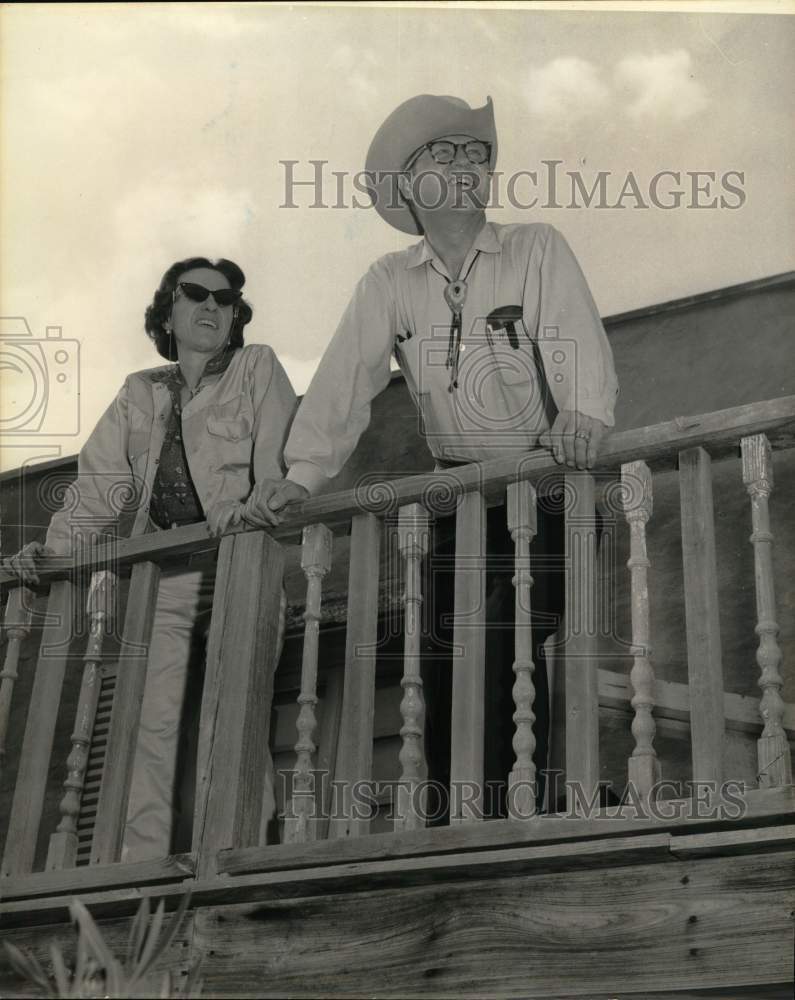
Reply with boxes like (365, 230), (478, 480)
(575, 431), (589, 440)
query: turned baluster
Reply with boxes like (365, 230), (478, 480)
(47, 570), (116, 869)
(0, 587), (34, 776)
(621, 461), (661, 799)
(506, 481), (537, 819)
(741, 434), (792, 787)
(394, 503), (430, 832)
(284, 524), (333, 844)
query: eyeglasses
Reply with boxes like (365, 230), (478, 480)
(177, 282), (242, 307)
(405, 140), (492, 170)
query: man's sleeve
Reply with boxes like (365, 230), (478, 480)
(249, 346), (299, 484)
(45, 381), (135, 556)
(531, 227), (619, 427)
(284, 262), (398, 495)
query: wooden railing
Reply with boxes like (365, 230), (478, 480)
(1, 395), (794, 901)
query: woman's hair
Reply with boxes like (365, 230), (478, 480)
(144, 257), (253, 360)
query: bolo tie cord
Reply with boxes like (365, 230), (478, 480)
(443, 255), (478, 392)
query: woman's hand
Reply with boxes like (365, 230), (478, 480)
(5, 541), (55, 586)
(243, 479), (309, 528)
(205, 499), (244, 537)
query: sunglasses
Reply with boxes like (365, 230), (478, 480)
(177, 282), (242, 307)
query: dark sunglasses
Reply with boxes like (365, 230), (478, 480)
(177, 282), (242, 307)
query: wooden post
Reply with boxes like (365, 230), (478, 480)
(0, 587), (34, 777)
(564, 472), (600, 815)
(2, 581), (74, 877)
(315, 662), (344, 841)
(284, 524), (333, 844)
(328, 514), (381, 840)
(506, 481), (538, 819)
(47, 571), (116, 869)
(741, 434), (793, 787)
(90, 561), (160, 865)
(621, 461), (661, 799)
(193, 530), (285, 877)
(394, 503), (430, 832)
(450, 490), (487, 824)
(679, 447), (725, 787)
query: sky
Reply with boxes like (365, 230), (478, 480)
(1, 1), (794, 471)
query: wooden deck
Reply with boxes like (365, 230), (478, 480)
(2, 789), (794, 997)
(2, 396), (795, 997)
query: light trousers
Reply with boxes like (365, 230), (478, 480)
(121, 551), (282, 863)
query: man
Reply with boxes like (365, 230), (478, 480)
(248, 95), (618, 818)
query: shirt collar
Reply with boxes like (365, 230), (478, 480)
(150, 344), (236, 388)
(405, 220), (501, 270)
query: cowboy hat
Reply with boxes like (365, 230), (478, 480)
(364, 95), (497, 235)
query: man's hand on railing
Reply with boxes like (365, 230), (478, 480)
(243, 479), (310, 528)
(205, 499), (245, 537)
(4, 541), (55, 586)
(539, 411), (607, 470)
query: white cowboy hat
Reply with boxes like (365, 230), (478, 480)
(364, 94), (498, 235)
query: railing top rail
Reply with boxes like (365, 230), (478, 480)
(2, 395), (794, 589)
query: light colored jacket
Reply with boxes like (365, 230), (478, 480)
(46, 344), (297, 556)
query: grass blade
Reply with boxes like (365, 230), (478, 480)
(3, 942), (55, 996)
(49, 943), (71, 998)
(127, 896), (151, 972)
(143, 891), (191, 972)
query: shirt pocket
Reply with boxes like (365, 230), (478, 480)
(205, 393), (253, 442)
(206, 414), (252, 441)
(492, 345), (537, 387)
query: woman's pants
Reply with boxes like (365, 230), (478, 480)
(121, 551), (283, 863)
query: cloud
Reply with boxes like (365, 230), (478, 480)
(328, 43), (380, 105)
(525, 58), (610, 121)
(524, 50), (709, 127)
(615, 49), (709, 121)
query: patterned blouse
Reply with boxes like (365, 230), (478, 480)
(148, 346), (235, 529)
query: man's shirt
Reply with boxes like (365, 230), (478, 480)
(286, 222), (618, 494)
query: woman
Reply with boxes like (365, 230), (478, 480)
(9, 257), (297, 861)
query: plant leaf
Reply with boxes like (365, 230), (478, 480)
(73, 927), (87, 997)
(181, 957), (204, 999)
(127, 895), (151, 972)
(142, 891), (191, 974)
(131, 898), (165, 979)
(69, 898), (122, 996)
(49, 943), (71, 999)
(3, 941), (55, 996)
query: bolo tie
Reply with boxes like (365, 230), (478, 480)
(443, 256), (478, 392)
